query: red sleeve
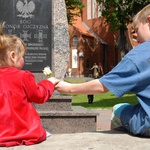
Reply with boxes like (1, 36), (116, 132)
(22, 71), (54, 104)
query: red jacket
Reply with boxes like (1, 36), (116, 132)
(0, 67), (54, 147)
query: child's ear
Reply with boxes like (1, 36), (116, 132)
(147, 15), (150, 24)
(10, 51), (15, 62)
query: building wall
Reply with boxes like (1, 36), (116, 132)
(68, 25), (104, 77)
(82, 0), (119, 69)
(67, 0), (121, 77)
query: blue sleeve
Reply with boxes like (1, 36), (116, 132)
(99, 57), (140, 97)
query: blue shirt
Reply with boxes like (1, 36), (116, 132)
(100, 40), (150, 136)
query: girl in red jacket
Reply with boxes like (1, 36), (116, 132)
(0, 22), (59, 147)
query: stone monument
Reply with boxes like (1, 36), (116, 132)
(0, 0), (98, 133)
(0, 0), (69, 80)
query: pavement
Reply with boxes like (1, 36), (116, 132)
(1, 110), (150, 150)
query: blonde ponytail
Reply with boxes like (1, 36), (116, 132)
(0, 21), (5, 36)
(0, 21), (8, 51)
(0, 22), (26, 64)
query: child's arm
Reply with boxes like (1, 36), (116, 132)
(55, 79), (109, 95)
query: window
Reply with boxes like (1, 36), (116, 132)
(73, 36), (78, 46)
(92, 0), (97, 18)
(87, 0), (92, 20)
(98, 2), (102, 17)
(87, 0), (102, 19)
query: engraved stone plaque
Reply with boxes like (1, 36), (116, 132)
(0, 0), (52, 71)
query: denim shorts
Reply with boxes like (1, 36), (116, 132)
(111, 103), (150, 136)
(111, 103), (130, 130)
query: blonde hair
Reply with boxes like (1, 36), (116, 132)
(0, 22), (26, 62)
(133, 4), (150, 25)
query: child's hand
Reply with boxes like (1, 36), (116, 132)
(47, 77), (60, 85)
(55, 81), (71, 93)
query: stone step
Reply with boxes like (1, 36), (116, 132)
(38, 106), (99, 134)
(34, 95), (73, 111)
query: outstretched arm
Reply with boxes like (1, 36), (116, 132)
(55, 79), (109, 95)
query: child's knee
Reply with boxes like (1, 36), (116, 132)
(112, 103), (130, 116)
(111, 103), (130, 130)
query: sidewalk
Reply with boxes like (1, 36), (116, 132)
(1, 110), (150, 150)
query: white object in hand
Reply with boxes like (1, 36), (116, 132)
(43, 66), (52, 77)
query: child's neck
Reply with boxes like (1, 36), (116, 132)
(0, 62), (10, 68)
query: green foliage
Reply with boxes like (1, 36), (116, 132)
(65, 0), (84, 25)
(131, 0), (150, 13)
(97, 0), (150, 31)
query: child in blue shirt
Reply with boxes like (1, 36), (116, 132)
(56, 4), (150, 137)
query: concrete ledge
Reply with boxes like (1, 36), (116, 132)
(6, 131), (150, 150)
(38, 106), (99, 134)
(34, 96), (73, 111)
